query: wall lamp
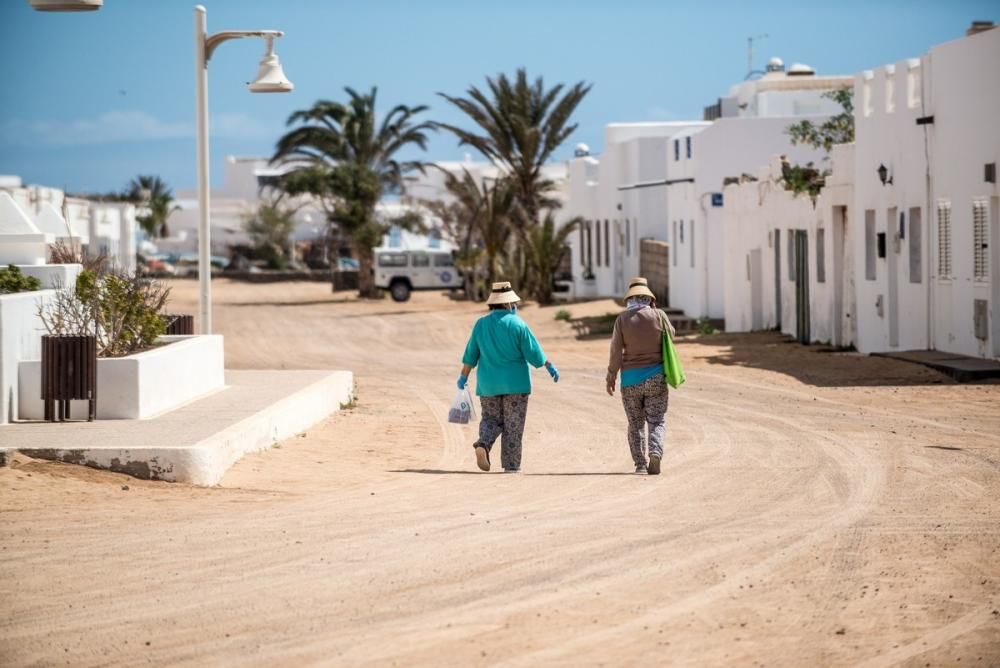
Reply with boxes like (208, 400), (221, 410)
(877, 163), (893, 186)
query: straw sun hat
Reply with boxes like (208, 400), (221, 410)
(486, 281), (521, 305)
(624, 277), (656, 301)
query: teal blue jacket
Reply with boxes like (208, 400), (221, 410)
(462, 310), (547, 397)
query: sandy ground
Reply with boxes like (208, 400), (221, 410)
(2, 279), (999, 667)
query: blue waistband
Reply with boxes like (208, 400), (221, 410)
(621, 364), (662, 388)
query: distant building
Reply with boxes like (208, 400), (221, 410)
(564, 60), (851, 315)
(722, 23), (1000, 359)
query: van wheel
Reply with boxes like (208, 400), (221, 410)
(389, 280), (411, 302)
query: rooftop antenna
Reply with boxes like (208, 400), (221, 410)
(747, 33), (768, 78)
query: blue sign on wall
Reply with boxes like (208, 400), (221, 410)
(711, 192), (724, 207)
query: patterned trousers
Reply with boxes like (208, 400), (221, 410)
(621, 375), (669, 467)
(476, 393), (530, 471)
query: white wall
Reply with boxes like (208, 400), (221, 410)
(0, 289), (55, 424)
(667, 116), (834, 319)
(852, 59), (929, 354)
(924, 27), (1000, 358)
(19, 335), (225, 420)
(722, 146), (855, 347)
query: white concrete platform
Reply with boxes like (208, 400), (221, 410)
(0, 369), (354, 485)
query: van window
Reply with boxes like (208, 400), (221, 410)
(411, 254), (430, 267)
(434, 254), (453, 267)
(378, 253), (407, 267)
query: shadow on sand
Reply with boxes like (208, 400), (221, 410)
(692, 331), (968, 388)
(391, 469), (637, 476)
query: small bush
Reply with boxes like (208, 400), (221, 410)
(38, 268), (170, 357)
(554, 309), (571, 321)
(0, 265), (41, 294)
(696, 318), (717, 335)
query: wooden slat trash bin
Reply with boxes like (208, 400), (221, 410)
(41, 335), (97, 422)
(164, 314), (194, 335)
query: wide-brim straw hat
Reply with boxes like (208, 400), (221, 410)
(486, 281), (521, 305)
(624, 277), (656, 301)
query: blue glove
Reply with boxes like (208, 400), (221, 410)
(457, 374), (468, 390)
(547, 363), (559, 383)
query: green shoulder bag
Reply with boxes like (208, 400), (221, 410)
(659, 311), (686, 389)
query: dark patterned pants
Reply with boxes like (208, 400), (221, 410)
(621, 375), (669, 467)
(476, 393), (530, 471)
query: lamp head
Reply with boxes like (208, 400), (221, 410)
(29, 0), (102, 10)
(877, 163), (888, 186)
(248, 34), (293, 93)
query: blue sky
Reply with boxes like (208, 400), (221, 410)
(1, 0), (996, 195)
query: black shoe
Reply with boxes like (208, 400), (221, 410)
(648, 455), (661, 475)
(475, 445), (490, 472)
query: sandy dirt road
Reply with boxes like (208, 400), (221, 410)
(2, 279), (999, 667)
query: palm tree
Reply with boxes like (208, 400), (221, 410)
(125, 175), (176, 238)
(272, 87), (434, 297)
(437, 69), (591, 228)
(523, 212), (580, 305)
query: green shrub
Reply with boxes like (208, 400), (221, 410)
(696, 318), (717, 335)
(0, 265), (41, 294)
(554, 309), (571, 321)
(38, 268), (170, 357)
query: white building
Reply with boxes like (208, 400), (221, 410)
(0, 175), (137, 272)
(723, 145), (855, 347)
(565, 61), (851, 316)
(722, 23), (1000, 360)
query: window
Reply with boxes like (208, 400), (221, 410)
(595, 220), (602, 267)
(586, 221), (593, 269)
(690, 220), (695, 268)
(672, 221), (677, 266)
(816, 228), (826, 283)
(909, 207), (922, 283)
(865, 210), (876, 280)
(433, 254), (453, 267)
(673, 139), (679, 161)
(936, 200), (952, 278)
(685, 136), (692, 159)
(680, 220), (684, 244)
(625, 219), (631, 257)
(974, 199), (989, 281)
(378, 253), (407, 267)
(787, 230), (796, 281)
(579, 223), (586, 265)
(604, 219), (610, 266)
(411, 253), (430, 267)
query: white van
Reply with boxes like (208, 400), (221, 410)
(374, 250), (463, 302)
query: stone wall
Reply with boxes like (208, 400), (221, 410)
(640, 239), (670, 307)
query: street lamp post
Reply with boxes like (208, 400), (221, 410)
(193, 4), (292, 334)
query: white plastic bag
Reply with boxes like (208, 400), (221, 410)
(448, 386), (477, 424)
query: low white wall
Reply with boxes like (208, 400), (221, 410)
(18, 263), (82, 290)
(18, 334), (225, 420)
(0, 289), (55, 424)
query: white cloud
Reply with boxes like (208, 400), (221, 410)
(0, 110), (275, 147)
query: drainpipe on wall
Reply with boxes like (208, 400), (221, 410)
(920, 54), (935, 351)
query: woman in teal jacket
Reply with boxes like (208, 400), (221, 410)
(458, 281), (559, 472)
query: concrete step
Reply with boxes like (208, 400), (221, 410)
(0, 369), (354, 485)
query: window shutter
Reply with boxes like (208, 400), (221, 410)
(936, 200), (952, 278)
(973, 200), (988, 281)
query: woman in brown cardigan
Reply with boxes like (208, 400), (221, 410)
(606, 277), (675, 475)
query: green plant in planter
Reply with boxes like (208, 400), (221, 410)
(0, 265), (41, 294)
(39, 268), (170, 357)
(554, 309), (571, 321)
